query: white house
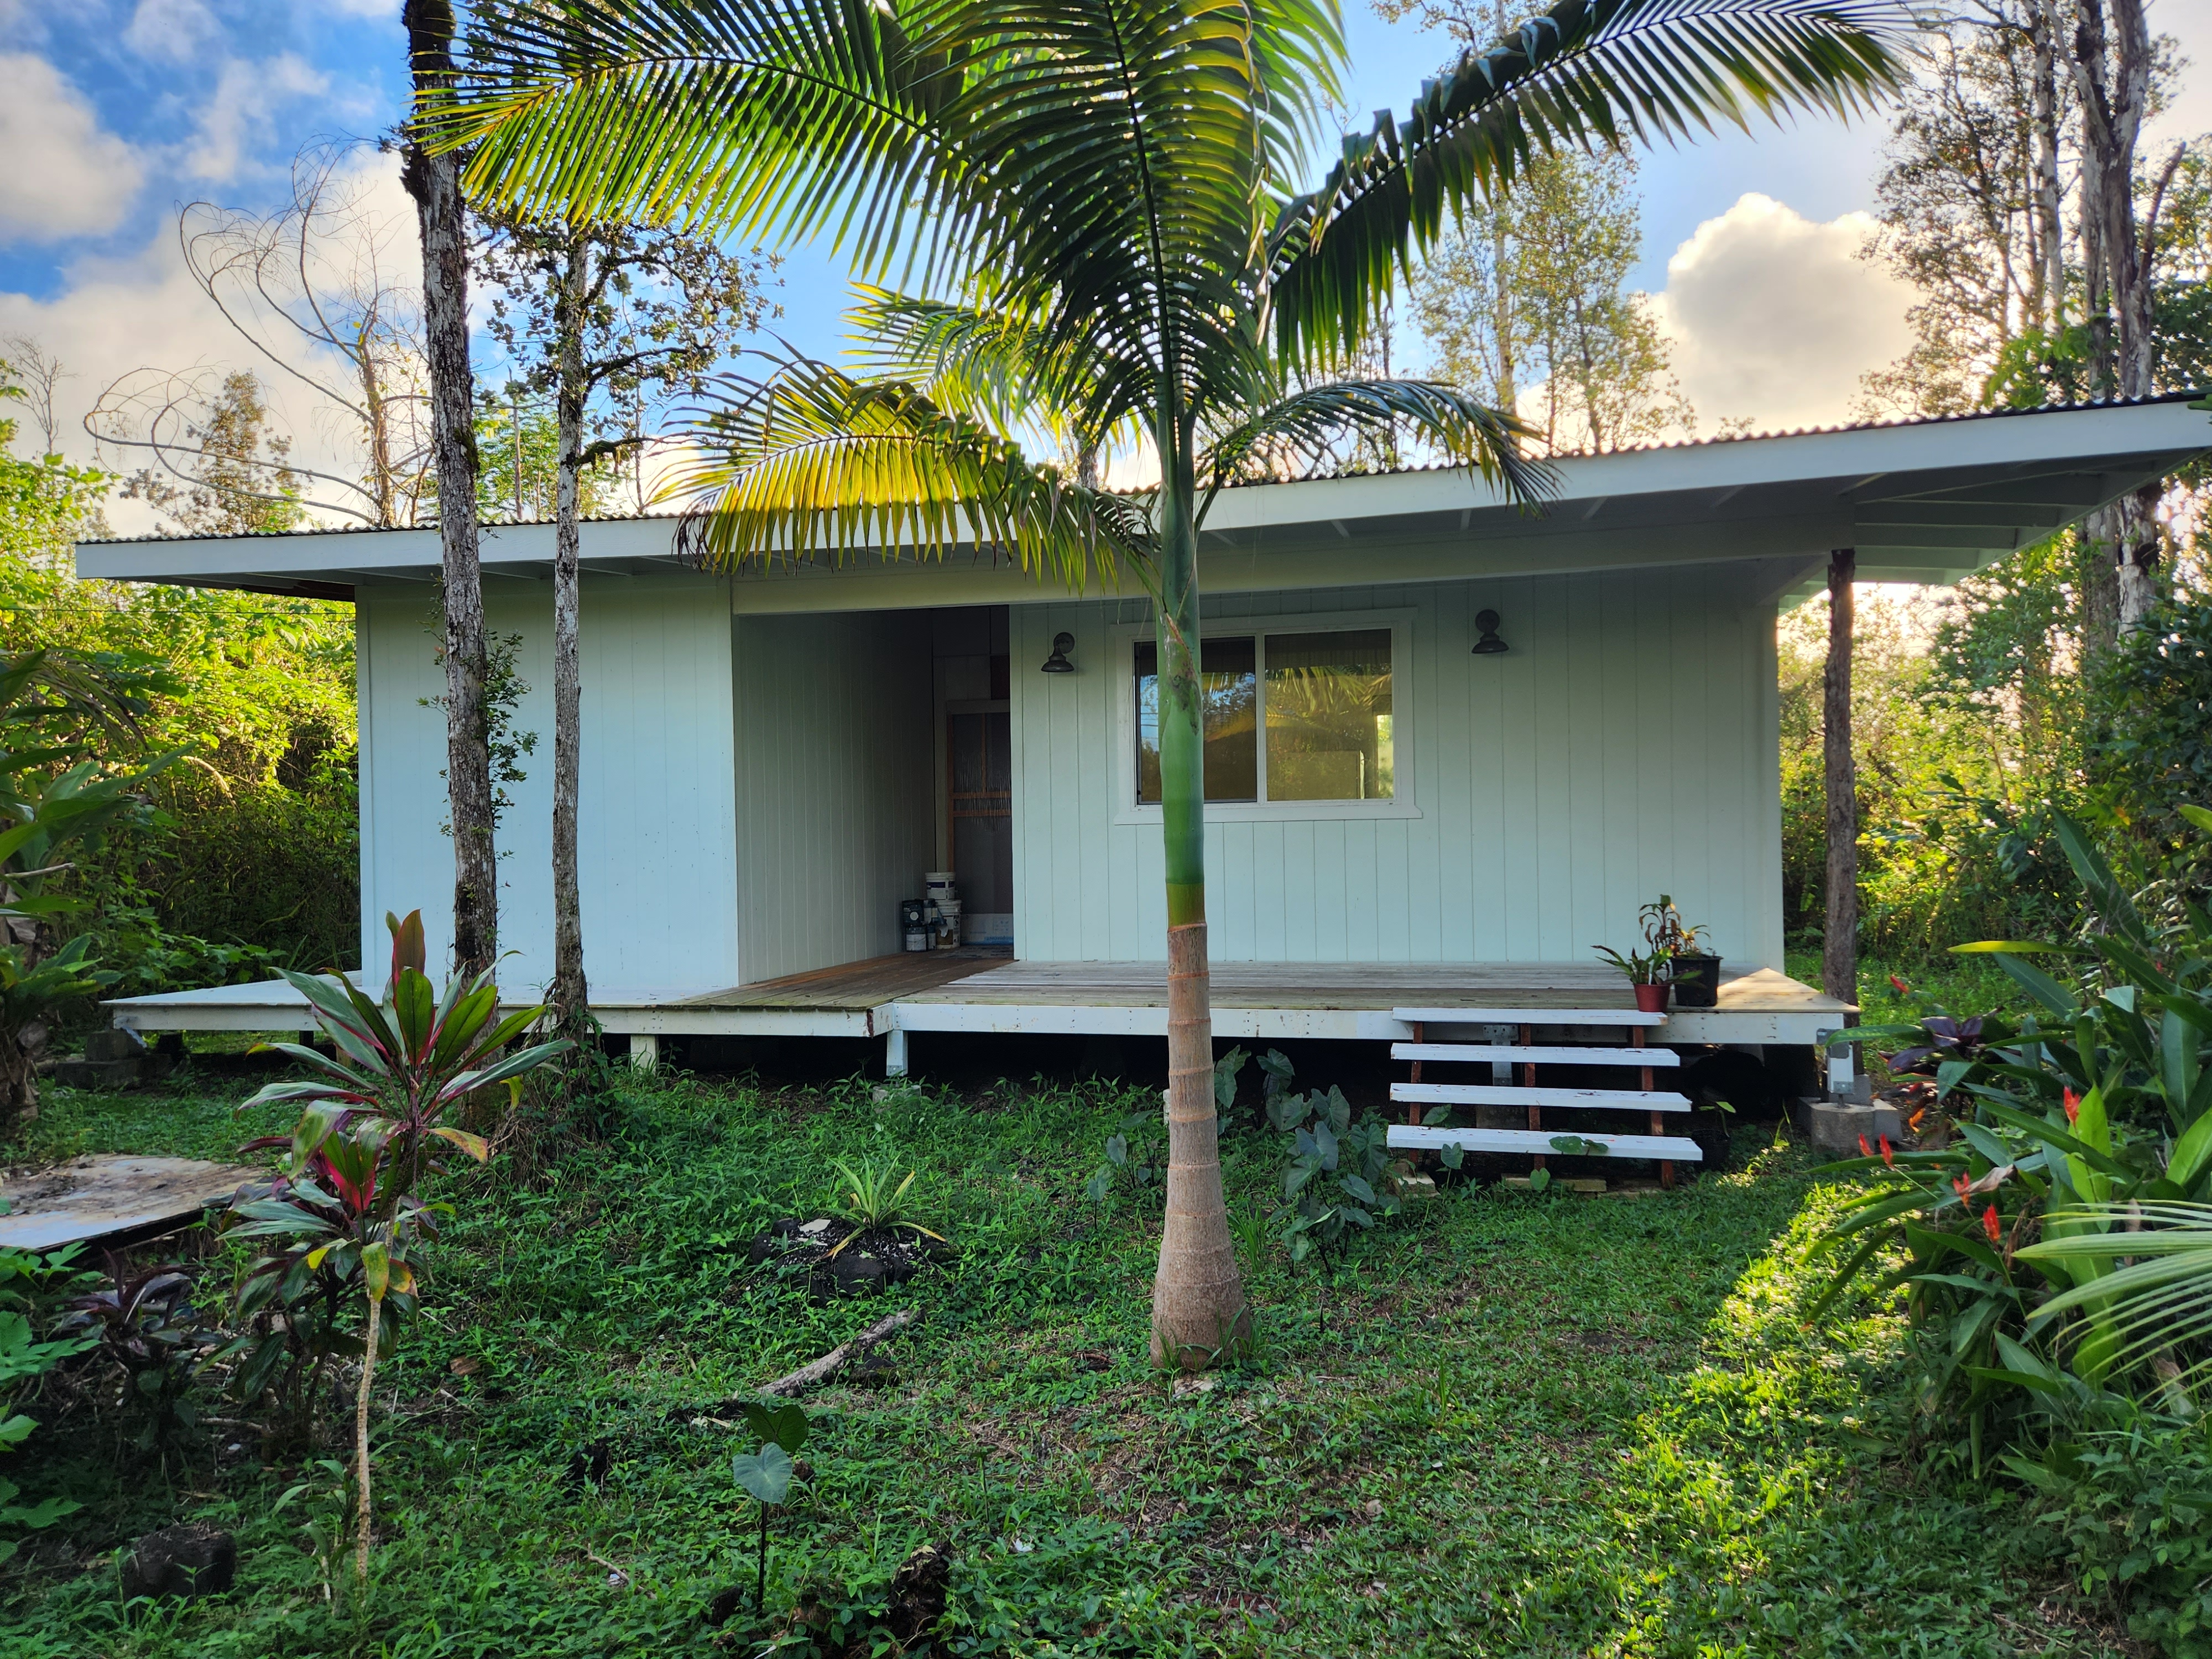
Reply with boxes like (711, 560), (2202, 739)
(79, 394), (2212, 1098)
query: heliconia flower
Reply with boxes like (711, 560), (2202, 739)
(1983, 1204), (2002, 1245)
(1859, 1134), (1873, 1159)
(2064, 1089), (2080, 1124)
(1953, 1172), (1971, 1201)
(1890, 975), (1911, 994)
(1878, 1135), (1895, 1167)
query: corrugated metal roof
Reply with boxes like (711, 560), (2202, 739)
(78, 388), (2209, 546)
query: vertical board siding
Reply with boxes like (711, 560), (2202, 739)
(732, 612), (934, 983)
(358, 576), (740, 996)
(1010, 565), (1783, 968)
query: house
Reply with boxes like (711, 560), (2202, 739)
(78, 394), (2212, 1099)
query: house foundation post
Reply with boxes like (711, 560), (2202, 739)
(629, 1032), (660, 1072)
(884, 1027), (909, 1079)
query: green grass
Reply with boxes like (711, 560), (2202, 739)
(4, 1062), (2122, 1657)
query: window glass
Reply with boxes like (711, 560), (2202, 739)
(1263, 629), (1394, 800)
(1134, 636), (1258, 803)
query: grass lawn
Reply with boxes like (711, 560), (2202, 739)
(5, 1055), (2122, 1657)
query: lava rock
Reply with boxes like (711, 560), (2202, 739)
(703, 1585), (747, 1627)
(830, 1253), (887, 1294)
(885, 1542), (951, 1642)
(121, 1522), (236, 1600)
(567, 1438), (613, 1488)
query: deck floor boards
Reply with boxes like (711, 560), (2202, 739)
(672, 956), (1848, 1017)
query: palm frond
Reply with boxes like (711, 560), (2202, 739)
(1269, 0), (1912, 366)
(439, 0), (942, 271)
(2021, 1202), (2212, 1385)
(661, 355), (1155, 588)
(1198, 378), (1558, 521)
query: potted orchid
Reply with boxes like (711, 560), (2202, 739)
(1642, 896), (1721, 1008)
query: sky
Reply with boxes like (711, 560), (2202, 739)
(2, 0), (2209, 533)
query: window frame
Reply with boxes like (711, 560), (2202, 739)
(1110, 607), (1421, 825)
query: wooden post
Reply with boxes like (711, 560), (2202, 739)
(1407, 1021), (1423, 1123)
(1823, 549), (1860, 1091)
(1639, 1025), (1671, 1190)
(1524, 1022), (1543, 1174)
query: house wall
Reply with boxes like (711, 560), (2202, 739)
(731, 611), (936, 983)
(356, 575), (741, 995)
(1008, 565), (1785, 969)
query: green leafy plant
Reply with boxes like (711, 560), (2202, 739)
(731, 1400), (810, 1614)
(237, 906), (567, 1589)
(1592, 943), (1672, 985)
(0, 1242), (97, 1562)
(825, 1157), (944, 1257)
(1086, 1112), (1164, 1205)
(1640, 895), (1707, 958)
(1265, 1082), (1410, 1271)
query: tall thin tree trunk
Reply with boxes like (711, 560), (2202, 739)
(353, 1291), (382, 1589)
(2028, 0), (2065, 332)
(1822, 550), (1859, 1022)
(551, 229), (589, 1025)
(404, 0), (497, 977)
(1149, 408), (1249, 1371)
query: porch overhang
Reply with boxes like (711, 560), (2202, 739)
(75, 395), (2212, 609)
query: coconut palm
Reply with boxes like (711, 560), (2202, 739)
(431, 0), (1906, 1366)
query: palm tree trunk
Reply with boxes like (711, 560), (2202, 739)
(403, 0), (497, 977)
(1149, 410), (1250, 1370)
(551, 230), (589, 1025)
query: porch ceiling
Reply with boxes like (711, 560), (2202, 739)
(75, 396), (2211, 606)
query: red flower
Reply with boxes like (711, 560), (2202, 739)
(1859, 1134), (1873, 1159)
(1878, 1135), (1895, 1167)
(1890, 974), (1912, 995)
(1953, 1172), (1972, 1201)
(1983, 1204), (2002, 1245)
(2063, 1089), (2081, 1125)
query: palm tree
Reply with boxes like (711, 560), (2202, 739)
(432, 0), (1906, 1368)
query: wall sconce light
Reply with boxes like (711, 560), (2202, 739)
(1040, 631), (1077, 674)
(1472, 609), (1509, 655)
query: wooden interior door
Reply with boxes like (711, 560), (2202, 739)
(947, 706), (1013, 942)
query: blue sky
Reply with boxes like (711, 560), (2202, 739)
(2, 0), (2206, 523)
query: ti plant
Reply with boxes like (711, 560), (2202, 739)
(236, 908), (566, 1591)
(1813, 814), (2212, 1469)
(55, 1255), (212, 1457)
(729, 1400), (810, 1614)
(1266, 1083), (1410, 1271)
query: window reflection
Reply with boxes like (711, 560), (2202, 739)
(1264, 629), (1393, 801)
(1134, 636), (1257, 804)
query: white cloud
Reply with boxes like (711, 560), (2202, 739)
(0, 149), (420, 535)
(0, 55), (145, 243)
(123, 0), (220, 62)
(186, 54), (330, 182)
(1650, 193), (1914, 435)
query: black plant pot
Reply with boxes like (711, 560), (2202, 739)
(1670, 953), (1722, 1008)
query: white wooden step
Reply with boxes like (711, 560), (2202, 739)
(1392, 1006), (1666, 1028)
(1392, 1081), (1693, 1112)
(1389, 1124), (1704, 1161)
(1392, 1042), (1680, 1067)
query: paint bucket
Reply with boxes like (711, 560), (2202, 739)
(934, 898), (963, 947)
(925, 872), (957, 903)
(900, 898), (932, 953)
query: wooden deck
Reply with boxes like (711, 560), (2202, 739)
(109, 957), (1851, 1047)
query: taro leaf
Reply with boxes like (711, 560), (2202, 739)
(1257, 1048), (1295, 1094)
(1325, 1086), (1352, 1135)
(741, 1401), (810, 1456)
(731, 1441), (794, 1506)
(1340, 1204), (1374, 1229)
(1312, 1121), (1340, 1170)
(1422, 1105), (1453, 1126)
(1085, 1168), (1112, 1202)
(1213, 1046), (1248, 1110)
(1105, 1134), (1128, 1168)
(1267, 1093), (1309, 1134)
(1528, 1166), (1553, 1193)
(1438, 1142), (1466, 1170)
(1283, 1157), (1321, 1200)
(1550, 1135), (1610, 1157)
(1339, 1173), (1377, 1206)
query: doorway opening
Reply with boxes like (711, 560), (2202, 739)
(931, 607), (1014, 946)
